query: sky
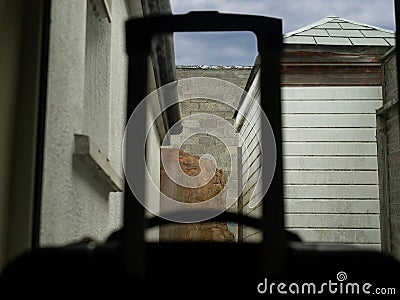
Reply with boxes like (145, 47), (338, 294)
(170, 0), (396, 66)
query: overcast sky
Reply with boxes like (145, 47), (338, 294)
(170, 0), (396, 66)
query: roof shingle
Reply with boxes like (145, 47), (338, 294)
(284, 16), (395, 47)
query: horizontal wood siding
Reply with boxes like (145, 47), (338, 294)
(282, 50), (383, 87)
(238, 84), (382, 248)
(282, 65), (382, 86)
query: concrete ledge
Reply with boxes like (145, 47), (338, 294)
(74, 134), (123, 192)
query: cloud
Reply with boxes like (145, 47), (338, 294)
(170, 0), (395, 65)
(171, 0), (395, 31)
(174, 32), (257, 65)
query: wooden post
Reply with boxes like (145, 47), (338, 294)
(376, 112), (391, 252)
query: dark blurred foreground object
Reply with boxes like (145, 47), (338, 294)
(1, 228), (400, 297)
(1, 12), (400, 297)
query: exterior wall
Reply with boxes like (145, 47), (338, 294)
(377, 50), (400, 259)
(40, 0), (124, 245)
(171, 66), (251, 239)
(0, 0), (173, 270)
(40, 0), (173, 246)
(238, 68), (382, 249)
(176, 66), (251, 91)
(40, 0), (165, 245)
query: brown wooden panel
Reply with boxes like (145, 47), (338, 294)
(282, 51), (380, 64)
(282, 65), (382, 86)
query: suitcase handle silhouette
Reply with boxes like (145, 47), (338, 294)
(124, 11), (285, 277)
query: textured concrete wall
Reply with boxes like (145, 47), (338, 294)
(40, 0), (131, 245)
(174, 66), (250, 177)
(170, 66), (251, 239)
(160, 149), (234, 241)
(176, 66), (251, 91)
(40, 0), (165, 246)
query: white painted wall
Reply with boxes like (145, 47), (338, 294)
(0, 1), (168, 272)
(41, 0), (89, 245)
(40, 0), (163, 245)
(237, 74), (382, 249)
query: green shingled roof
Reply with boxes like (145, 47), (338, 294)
(284, 16), (395, 46)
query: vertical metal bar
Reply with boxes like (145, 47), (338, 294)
(32, 0), (51, 249)
(123, 39), (150, 278)
(258, 25), (287, 276)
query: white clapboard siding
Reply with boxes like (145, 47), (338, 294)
(284, 185), (378, 199)
(242, 151), (260, 180)
(283, 114), (376, 128)
(282, 86), (382, 100)
(243, 235), (381, 250)
(242, 187), (264, 209)
(245, 199), (380, 218)
(246, 204), (263, 217)
(242, 147), (260, 170)
(300, 243), (381, 250)
(242, 133), (260, 162)
(285, 199), (380, 214)
(282, 101), (382, 113)
(283, 142), (377, 156)
(285, 214), (380, 228)
(242, 170), (260, 200)
(283, 128), (376, 142)
(283, 156), (378, 170)
(238, 83), (382, 247)
(241, 116), (261, 145)
(284, 171), (378, 184)
(290, 228), (381, 243)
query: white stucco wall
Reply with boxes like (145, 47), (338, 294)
(40, 0), (129, 245)
(40, 0), (165, 245)
(108, 0), (130, 235)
